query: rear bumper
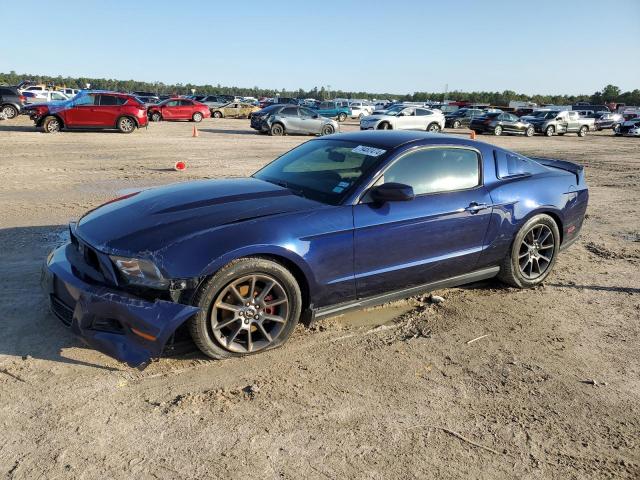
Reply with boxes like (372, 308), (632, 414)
(42, 244), (199, 367)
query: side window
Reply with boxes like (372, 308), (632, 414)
(495, 150), (547, 178)
(74, 94), (96, 106)
(166, 100), (179, 107)
(300, 107), (315, 117)
(51, 92), (67, 101)
(180, 100), (193, 106)
(280, 107), (299, 116)
(319, 102), (331, 109)
(415, 109), (432, 116)
(98, 95), (119, 106)
(380, 148), (480, 195)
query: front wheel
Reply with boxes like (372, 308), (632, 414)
(270, 123), (284, 136)
(117, 116), (136, 134)
(151, 112), (162, 122)
(494, 125), (503, 136)
(212, 111), (223, 118)
(577, 125), (588, 137)
(42, 116), (61, 133)
(525, 126), (534, 137)
(452, 120), (461, 129)
(321, 124), (335, 136)
(498, 214), (560, 288)
(545, 125), (555, 137)
(188, 258), (302, 359)
(426, 122), (441, 133)
(337, 112), (347, 122)
(192, 112), (203, 122)
(377, 122), (392, 130)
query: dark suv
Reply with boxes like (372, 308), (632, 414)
(444, 108), (484, 128)
(0, 86), (25, 119)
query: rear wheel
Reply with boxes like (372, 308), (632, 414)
(117, 116), (136, 134)
(188, 258), (302, 359)
(2, 104), (18, 119)
(270, 123), (284, 136)
(494, 125), (503, 136)
(427, 122), (441, 132)
(545, 125), (555, 137)
(498, 214), (560, 288)
(192, 112), (203, 122)
(452, 120), (461, 129)
(337, 112), (347, 122)
(42, 116), (61, 133)
(321, 124), (335, 136)
(577, 125), (588, 137)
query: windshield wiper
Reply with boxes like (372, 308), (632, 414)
(268, 179), (306, 198)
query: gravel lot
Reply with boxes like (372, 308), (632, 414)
(0, 116), (638, 479)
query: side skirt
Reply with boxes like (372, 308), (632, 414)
(311, 266), (500, 322)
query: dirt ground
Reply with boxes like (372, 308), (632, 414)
(0, 116), (638, 480)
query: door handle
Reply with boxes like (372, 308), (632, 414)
(465, 202), (490, 213)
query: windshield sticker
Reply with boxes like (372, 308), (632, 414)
(352, 145), (387, 157)
(338, 181), (350, 187)
(332, 186), (345, 193)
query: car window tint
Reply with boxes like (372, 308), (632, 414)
(74, 94), (96, 106)
(99, 95), (121, 106)
(494, 150), (548, 178)
(381, 148), (480, 195)
(179, 100), (193, 106)
(300, 107), (315, 117)
(320, 102), (331, 109)
(0, 88), (14, 95)
(166, 100), (179, 107)
(280, 107), (299, 116)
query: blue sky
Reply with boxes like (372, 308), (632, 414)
(2, 0), (638, 95)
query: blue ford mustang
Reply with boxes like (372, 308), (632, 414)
(43, 131), (588, 367)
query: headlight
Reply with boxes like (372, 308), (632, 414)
(110, 255), (169, 288)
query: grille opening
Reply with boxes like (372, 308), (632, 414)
(91, 318), (125, 334)
(50, 295), (73, 327)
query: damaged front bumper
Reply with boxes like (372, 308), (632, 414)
(42, 243), (199, 367)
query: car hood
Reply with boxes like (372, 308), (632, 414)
(76, 178), (323, 255)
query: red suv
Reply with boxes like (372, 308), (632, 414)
(23, 91), (148, 133)
(148, 98), (211, 122)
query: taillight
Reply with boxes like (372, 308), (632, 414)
(19, 95), (26, 102)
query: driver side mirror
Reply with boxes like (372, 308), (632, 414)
(556, 117), (562, 121)
(370, 183), (415, 203)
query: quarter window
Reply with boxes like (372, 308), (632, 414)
(379, 148), (480, 195)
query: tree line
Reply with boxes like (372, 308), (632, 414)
(1, 71), (637, 106)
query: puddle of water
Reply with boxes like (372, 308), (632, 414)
(333, 302), (416, 328)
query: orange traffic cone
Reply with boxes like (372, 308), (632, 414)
(192, 125), (199, 137)
(174, 161), (186, 171)
(469, 130), (476, 140)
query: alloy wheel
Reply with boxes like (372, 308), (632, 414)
(3, 105), (17, 119)
(494, 125), (503, 136)
(210, 274), (290, 353)
(120, 118), (134, 132)
(46, 118), (60, 133)
(518, 224), (555, 280)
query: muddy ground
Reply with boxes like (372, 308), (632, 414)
(0, 116), (638, 479)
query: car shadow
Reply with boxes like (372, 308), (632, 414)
(0, 123), (37, 133)
(547, 283), (640, 294)
(199, 128), (259, 135)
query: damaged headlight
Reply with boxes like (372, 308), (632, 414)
(110, 255), (169, 289)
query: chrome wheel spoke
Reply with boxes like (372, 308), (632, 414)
(257, 322), (272, 342)
(257, 280), (275, 303)
(246, 329), (254, 352)
(229, 284), (246, 303)
(265, 298), (287, 307)
(227, 324), (243, 345)
(263, 313), (286, 324)
(214, 317), (239, 330)
(216, 302), (241, 312)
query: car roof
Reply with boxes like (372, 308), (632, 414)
(323, 130), (473, 149)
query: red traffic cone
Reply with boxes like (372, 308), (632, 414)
(192, 125), (199, 137)
(174, 161), (186, 171)
(469, 130), (476, 140)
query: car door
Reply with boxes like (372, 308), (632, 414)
(92, 94), (126, 127)
(178, 100), (195, 119)
(161, 100), (179, 119)
(64, 93), (98, 126)
(299, 106), (323, 133)
(279, 106), (302, 132)
(395, 107), (415, 130)
(507, 113), (525, 133)
(353, 146), (492, 298)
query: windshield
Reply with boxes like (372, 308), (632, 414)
(384, 105), (405, 116)
(253, 139), (387, 205)
(530, 111), (558, 119)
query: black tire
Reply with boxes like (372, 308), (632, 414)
(2, 104), (18, 119)
(426, 122), (441, 132)
(213, 111), (223, 118)
(188, 257), (302, 359)
(337, 112), (347, 122)
(270, 123), (284, 136)
(321, 124), (335, 136)
(151, 112), (162, 122)
(498, 214), (560, 288)
(545, 125), (555, 137)
(494, 125), (503, 136)
(117, 116), (136, 134)
(611, 123), (619, 131)
(377, 122), (392, 130)
(577, 125), (588, 137)
(192, 112), (203, 123)
(525, 126), (534, 137)
(453, 120), (461, 129)
(42, 116), (62, 133)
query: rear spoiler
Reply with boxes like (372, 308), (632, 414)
(531, 157), (585, 185)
